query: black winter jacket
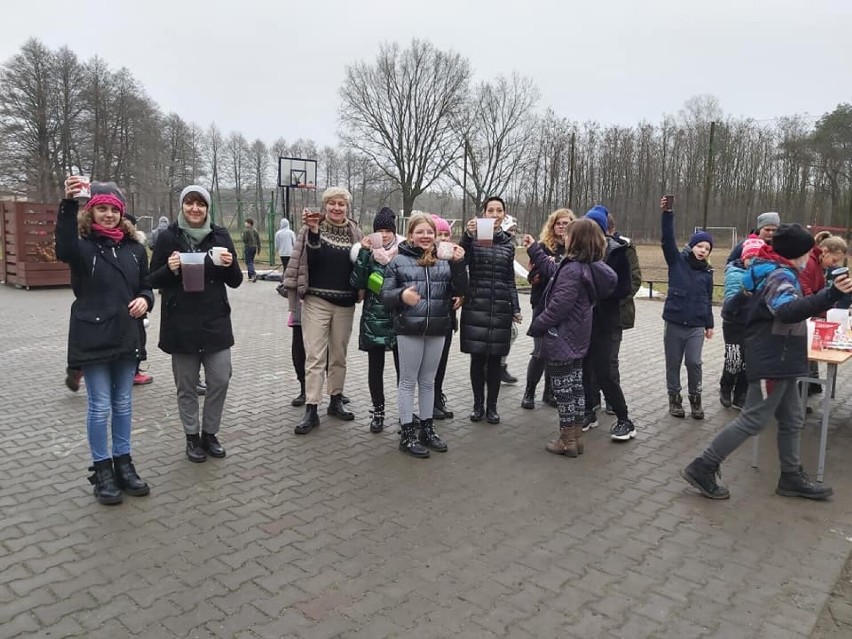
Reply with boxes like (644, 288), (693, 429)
(595, 234), (635, 332)
(459, 230), (521, 356)
(150, 222), (243, 354)
(55, 199), (153, 368)
(381, 242), (468, 337)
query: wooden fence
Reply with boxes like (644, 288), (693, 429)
(0, 201), (70, 289)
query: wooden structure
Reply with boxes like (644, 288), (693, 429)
(0, 201), (70, 289)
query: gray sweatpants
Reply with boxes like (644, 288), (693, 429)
(702, 378), (803, 473)
(171, 349), (232, 435)
(664, 322), (705, 395)
(397, 335), (445, 424)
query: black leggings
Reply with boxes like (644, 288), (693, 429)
(292, 325), (305, 388)
(434, 329), (453, 398)
(470, 353), (502, 407)
(367, 346), (400, 407)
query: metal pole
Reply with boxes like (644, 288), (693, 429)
(702, 121), (717, 230)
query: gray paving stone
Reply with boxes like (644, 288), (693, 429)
(3, 282), (852, 637)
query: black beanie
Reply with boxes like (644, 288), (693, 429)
(373, 207), (397, 233)
(771, 223), (814, 260)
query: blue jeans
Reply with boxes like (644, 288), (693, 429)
(82, 358), (137, 462)
(245, 246), (258, 278)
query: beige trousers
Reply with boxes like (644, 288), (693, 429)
(301, 295), (355, 404)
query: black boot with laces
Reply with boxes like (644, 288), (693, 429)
(681, 457), (730, 500)
(418, 418), (447, 452)
(776, 467), (833, 500)
(369, 404), (385, 433)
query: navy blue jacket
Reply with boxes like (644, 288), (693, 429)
(661, 212), (714, 329)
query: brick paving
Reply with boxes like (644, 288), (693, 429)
(3, 280), (852, 638)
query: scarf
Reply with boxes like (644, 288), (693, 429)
(372, 237), (400, 266)
(91, 223), (125, 243)
(177, 209), (212, 248)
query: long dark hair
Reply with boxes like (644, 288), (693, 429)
(564, 219), (605, 263)
(481, 196), (506, 214)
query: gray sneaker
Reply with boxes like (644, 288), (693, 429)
(581, 412), (598, 432)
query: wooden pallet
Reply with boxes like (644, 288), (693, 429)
(1, 201), (70, 289)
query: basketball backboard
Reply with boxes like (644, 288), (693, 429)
(278, 157), (318, 189)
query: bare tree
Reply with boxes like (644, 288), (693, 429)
(452, 73), (539, 210)
(225, 131), (249, 225)
(339, 39), (471, 214)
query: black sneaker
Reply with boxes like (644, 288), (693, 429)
(581, 412), (598, 432)
(681, 457), (730, 500)
(604, 404), (615, 415)
(776, 467), (833, 500)
(610, 419), (636, 441)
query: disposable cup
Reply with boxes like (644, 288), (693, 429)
(436, 241), (454, 260)
(75, 176), (91, 203)
(179, 253), (206, 292)
(368, 232), (384, 249)
(207, 246), (228, 266)
(476, 218), (495, 246)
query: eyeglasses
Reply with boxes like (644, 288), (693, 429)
(553, 221), (571, 227)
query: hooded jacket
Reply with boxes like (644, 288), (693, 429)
(274, 219), (296, 257)
(459, 228), (521, 355)
(661, 211), (714, 329)
(614, 232), (642, 329)
(527, 244), (617, 361)
(798, 245), (826, 297)
(351, 236), (402, 350)
(150, 215), (169, 248)
(149, 212), (243, 354)
(741, 252), (843, 381)
(596, 234), (635, 332)
(381, 241), (468, 337)
(55, 199), (154, 368)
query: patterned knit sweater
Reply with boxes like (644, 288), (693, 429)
(306, 219), (358, 306)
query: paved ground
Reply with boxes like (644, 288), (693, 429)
(3, 279), (852, 638)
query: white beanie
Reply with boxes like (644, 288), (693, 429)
(179, 185), (212, 209)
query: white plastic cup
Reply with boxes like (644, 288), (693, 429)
(476, 218), (495, 246)
(436, 241), (454, 260)
(75, 176), (91, 203)
(207, 246), (228, 266)
(807, 319), (816, 351)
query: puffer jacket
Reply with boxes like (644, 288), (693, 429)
(459, 229), (520, 355)
(742, 254), (843, 381)
(55, 199), (154, 368)
(661, 211), (714, 329)
(615, 232), (642, 330)
(527, 256), (617, 361)
(528, 243), (564, 310)
(351, 246), (396, 350)
(150, 222), (243, 354)
(381, 242), (468, 337)
(596, 234), (635, 332)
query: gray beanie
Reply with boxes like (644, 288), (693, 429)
(179, 185), (211, 209)
(756, 211), (780, 230)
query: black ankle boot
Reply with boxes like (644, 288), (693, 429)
(88, 459), (123, 505)
(113, 454), (149, 496)
(719, 387), (732, 408)
(681, 457), (730, 500)
(433, 393), (453, 420)
(486, 402), (500, 424)
(776, 467), (833, 500)
(688, 394), (704, 420)
(291, 382), (306, 407)
(418, 418), (447, 452)
(295, 404), (319, 434)
(327, 394), (354, 420)
(201, 432), (226, 458)
(369, 404), (385, 433)
(186, 434), (207, 463)
(399, 421), (430, 458)
(500, 364), (517, 384)
(521, 387), (536, 409)
(470, 400), (485, 422)
(668, 392), (686, 418)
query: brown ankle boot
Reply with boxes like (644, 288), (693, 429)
(574, 424), (584, 455)
(546, 425), (578, 457)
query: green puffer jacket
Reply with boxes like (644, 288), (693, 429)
(351, 247), (396, 351)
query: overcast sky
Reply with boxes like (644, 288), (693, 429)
(3, 0), (850, 147)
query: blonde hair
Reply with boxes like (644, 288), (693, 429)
(539, 208), (576, 254)
(321, 186), (352, 206)
(406, 213), (437, 267)
(813, 231), (832, 244)
(819, 234), (847, 255)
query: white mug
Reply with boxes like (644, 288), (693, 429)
(436, 241), (455, 260)
(207, 246), (228, 266)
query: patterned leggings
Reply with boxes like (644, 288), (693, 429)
(547, 359), (585, 428)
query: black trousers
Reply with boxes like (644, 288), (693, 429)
(583, 325), (629, 421)
(292, 325), (306, 388)
(434, 329), (453, 399)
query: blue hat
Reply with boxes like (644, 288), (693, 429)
(584, 205), (609, 233)
(689, 231), (714, 250)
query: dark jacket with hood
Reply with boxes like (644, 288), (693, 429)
(613, 232), (642, 329)
(740, 250), (843, 381)
(528, 243), (564, 311)
(55, 199), (154, 368)
(595, 233), (635, 332)
(661, 211), (714, 329)
(527, 243), (617, 361)
(459, 228), (521, 355)
(150, 221), (243, 354)
(381, 242), (468, 337)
